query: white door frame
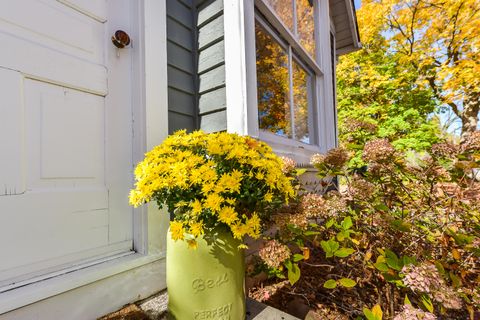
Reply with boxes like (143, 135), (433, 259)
(0, 0), (169, 314)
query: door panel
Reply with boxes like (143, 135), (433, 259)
(0, 0), (134, 288)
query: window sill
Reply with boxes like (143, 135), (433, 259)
(259, 131), (320, 165)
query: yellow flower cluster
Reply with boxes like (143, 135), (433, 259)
(129, 130), (295, 246)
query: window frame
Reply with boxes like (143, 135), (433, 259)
(242, 0), (336, 163)
(254, 15), (317, 144)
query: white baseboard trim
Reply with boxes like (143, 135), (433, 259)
(0, 253), (166, 319)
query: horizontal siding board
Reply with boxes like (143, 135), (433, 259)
(198, 87), (226, 115)
(199, 109), (227, 133)
(198, 64), (225, 93)
(169, 111), (196, 133)
(167, 17), (193, 51)
(168, 65), (195, 94)
(168, 88), (196, 116)
(336, 28), (353, 41)
(179, 0), (194, 8)
(337, 37), (353, 48)
(198, 0), (223, 27)
(331, 0), (347, 17)
(198, 15), (224, 50)
(167, 41), (194, 74)
(167, 0), (193, 29)
(198, 40), (225, 74)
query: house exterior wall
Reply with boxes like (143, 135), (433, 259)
(167, 0), (197, 133)
(197, 0), (227, 133)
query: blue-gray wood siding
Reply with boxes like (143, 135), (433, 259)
(166, 0), (226, 133)
(196, 0), (226, 132)
(167, 0), (197, 133)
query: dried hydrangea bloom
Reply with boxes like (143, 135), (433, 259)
(300, 193), (326, 218)
(281, 157), (296, 174)
(344, 118), (377, 133)
(433, 286), (463, 310)
(324, 192), (347, 217)
(401, 263), (443, 293)
(393, 304), (437, 320)
(461, 131), (480, 152)
(362, 139), (395, 163)
(402, 263), (463, 310)
(348, 177), (375, 200)
(310, 153), (325, 166)
(431, 142), (458, 158)
(323, 148), (349, 169)
(274, 211), (308, 231)
(258, 239), (291, 269)
(432, 166), (451, 180)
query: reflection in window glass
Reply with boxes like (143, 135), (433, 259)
(292, 60), (311, 143)
(255, 23), (292, 139)
(263, 0), (294, 32)
(296, 0), (316, 59)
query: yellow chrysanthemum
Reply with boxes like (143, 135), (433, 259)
(170, 221), (185, 241)
(190, 199), (203, 215)
(189, 221), (204, 237)
(204, 193), (223, 212)
(264, 192), (273, 203)
(187, 239), (198, 249)
(218, 206), (238, 225)
(246, 213), (261, 239)
(231, 223), (249, 240)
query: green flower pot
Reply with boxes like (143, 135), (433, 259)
(167, 228), (246, 320)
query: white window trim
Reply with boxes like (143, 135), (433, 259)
(0, 0), (169, 313)
(233, 0), (336, 163)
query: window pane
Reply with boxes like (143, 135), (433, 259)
(255, 23), (292, 139)
(263, 0), (294, 32)
(292, 60), (311, 143)
(296, 0), (316, 59)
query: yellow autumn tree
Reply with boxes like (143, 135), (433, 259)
(362, 0), (480, 137)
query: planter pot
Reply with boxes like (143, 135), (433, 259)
(167, 228), (246, 320)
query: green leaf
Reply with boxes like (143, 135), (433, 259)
(374, 204), (389, 212)
(404, 295), (412, 305)
(434, 260), (446, 275)
(293, 254), (304, 262)
(329, 239), (340, 252)
(284, 259), (292, 270)
(449, 272), (462, 288)
(363, 306), (382, 320)
(338, 278), (356, 288)
(420, 294), (434, 313)
(320, 241), (332, 257)
(336, 232), (345, 242)
(363, 308), (376, 320)
(391, 219), (411, 232)
(287, 263), (301, 285)
(295, 168), (307, 176)
(323, 279), (337, 289)
(334, 247), (355, 258)
(402, 255), (416, 266)
(384, 250), (402, 271)
(303, 230), (321, 236)
(325, 218), (335, 229)
(374, 262), (390, 272)
(341, 216), (353, 230)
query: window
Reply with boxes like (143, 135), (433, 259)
(254, 0), (320, 145)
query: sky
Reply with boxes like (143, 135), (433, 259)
(354, 0), (361, 9)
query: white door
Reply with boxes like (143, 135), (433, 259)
(0, 0), (136, 288)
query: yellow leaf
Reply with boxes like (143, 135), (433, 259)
(372, 304), (383, 319)
(452, 249), (461, 260)
(364, 250), (372, 262)
(302, 247), (310, 260)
